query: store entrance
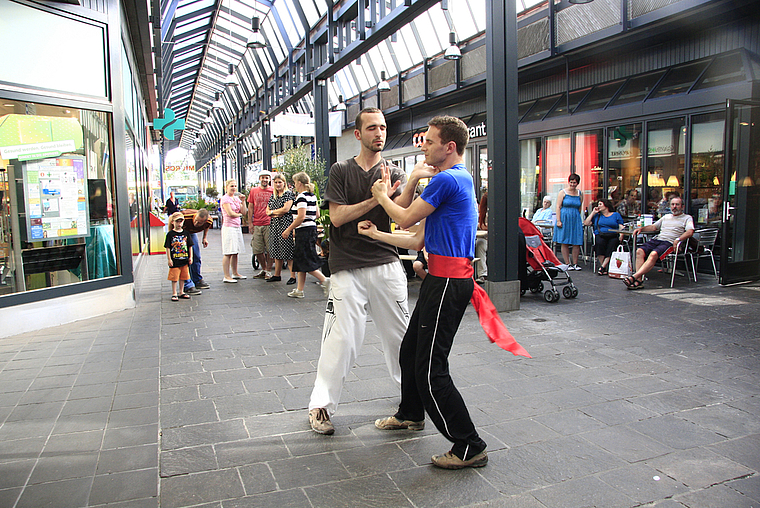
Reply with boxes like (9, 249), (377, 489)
(721, 99), (760, 285)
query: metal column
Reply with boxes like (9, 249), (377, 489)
(313, 79), (330, 174)
(485, 0), (521, 310)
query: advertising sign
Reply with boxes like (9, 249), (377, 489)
(23, 156), (89, 240)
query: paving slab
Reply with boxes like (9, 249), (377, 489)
(1, 228), (759, 507)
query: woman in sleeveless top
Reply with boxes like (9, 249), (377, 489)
(554, 173), (584, 270)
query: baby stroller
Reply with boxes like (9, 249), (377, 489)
(518, 217), (578, 303)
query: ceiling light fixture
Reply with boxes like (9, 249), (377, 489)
(378, 71), (391, 92)
(224, 63), (239, 88)
(444, 31), (462, 60)
(443, 31), (462, 60)
(247, 17), (267, 49)
(568, 0), (594, 4)
(212, 92), (224, 110)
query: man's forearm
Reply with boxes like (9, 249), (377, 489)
(330, 199), (378, 228)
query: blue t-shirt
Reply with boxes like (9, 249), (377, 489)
(593, 211), (624, 234)
(420, 164), (478, 258)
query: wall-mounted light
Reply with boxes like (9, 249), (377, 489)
(224, 63), (239, 88)
(335, 95), (346, 111)
(378, 71), (391, 92)
(666, 175), (680, 187)
(444, 31), (461, 61)
(212, 92), (224, 110)
(568, 0), (594, 4)
(247, 17), (267, 49)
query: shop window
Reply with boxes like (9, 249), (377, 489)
(693, 52), (746, 91)
(522, 94), (563, 123)
(545, 133), (571, 207)
(690, 112), (725, 225)
(650, 61), (709, 99)
(575, 130), (603, 212)
(574, 80), (625, 114)
(479, 146), (489, 198)
(609, 70), (666, 107)
(545, 88), (591, 119)
(646, 117), (685, 219)
(520, 138), (543, 218)
(607, 123), (642, 219)
(0, 100), (119, 296)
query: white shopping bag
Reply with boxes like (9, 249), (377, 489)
(608, 245), (632, 279)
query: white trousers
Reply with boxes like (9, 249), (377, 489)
(475, 238), (488, 277)
(309, 261), (410, 413)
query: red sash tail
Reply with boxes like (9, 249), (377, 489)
(427, 253), (531, 358)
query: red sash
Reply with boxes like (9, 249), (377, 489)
(427, 253), (531, 358)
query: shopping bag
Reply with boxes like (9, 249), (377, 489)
(608, 245), (632, 279)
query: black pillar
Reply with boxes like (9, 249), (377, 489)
(237, 140), (245, 189)
(486, 0), (520, 283)
(262, 120), (273, 173)
(313, 79), (330, 174)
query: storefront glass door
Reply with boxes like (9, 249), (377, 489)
(721, 99), (760, 285)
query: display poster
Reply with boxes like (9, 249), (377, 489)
(23, 156), (90, 240)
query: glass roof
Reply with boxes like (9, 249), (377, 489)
(164, 0), (545, 151)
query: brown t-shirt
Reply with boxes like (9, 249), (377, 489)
(181, 209), (213, 235)
(323, 158), (406, 273)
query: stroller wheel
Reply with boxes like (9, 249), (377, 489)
(571, 286), (579, 298)
(544, 289), (559, 303)
(562, 286), (573, 299)
(530, 282), (544, 294)
(520, 289), (526, 296)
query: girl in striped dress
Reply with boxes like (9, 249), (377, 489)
(281, 172), (328, 298)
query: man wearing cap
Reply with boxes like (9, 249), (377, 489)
(247, 171), (274, 278)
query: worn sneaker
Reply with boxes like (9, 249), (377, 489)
(185, 287), (202, 295)
(375, 415), (425, 431)
(253, 270), (269, 279)
(321, 278), (331, 297)
(195, 280), (210, 289)
(309, 408), (334, 435)
(431, 450), (488, 469)
(286, 277), (297, 285)
(287, 289), (304, 299)
(573, 264), (582, 271)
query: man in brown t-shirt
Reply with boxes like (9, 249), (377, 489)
(307, 108), (416, 435)
(181, 208), (213, 294)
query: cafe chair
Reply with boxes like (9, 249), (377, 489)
(666, 238), (695, 288)
(687, 228), (719, 282)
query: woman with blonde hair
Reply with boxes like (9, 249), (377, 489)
(265, 173), (296, 283)
(281, 172), (328, 298)
(220, 179), (248, 283)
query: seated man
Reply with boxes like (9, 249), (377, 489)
(624, 196), (694, 290)
(531, 196), (553, 223)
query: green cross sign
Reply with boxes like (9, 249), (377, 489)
(154, 108), (185, 140)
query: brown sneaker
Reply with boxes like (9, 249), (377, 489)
(375, 415), (425, 431)
(431, 450), (488, 469)
(309, 408), (334, 435)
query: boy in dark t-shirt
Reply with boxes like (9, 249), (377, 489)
(164, 211), (195, 301)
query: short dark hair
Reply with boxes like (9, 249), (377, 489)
(355, 108), (382, 131)
(427, 115), (468, 155)
(568, 173), (580, 184)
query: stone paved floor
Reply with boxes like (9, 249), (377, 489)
(1, 227), (760, 507)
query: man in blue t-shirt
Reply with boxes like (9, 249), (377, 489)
(369, 116), (488, 470)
